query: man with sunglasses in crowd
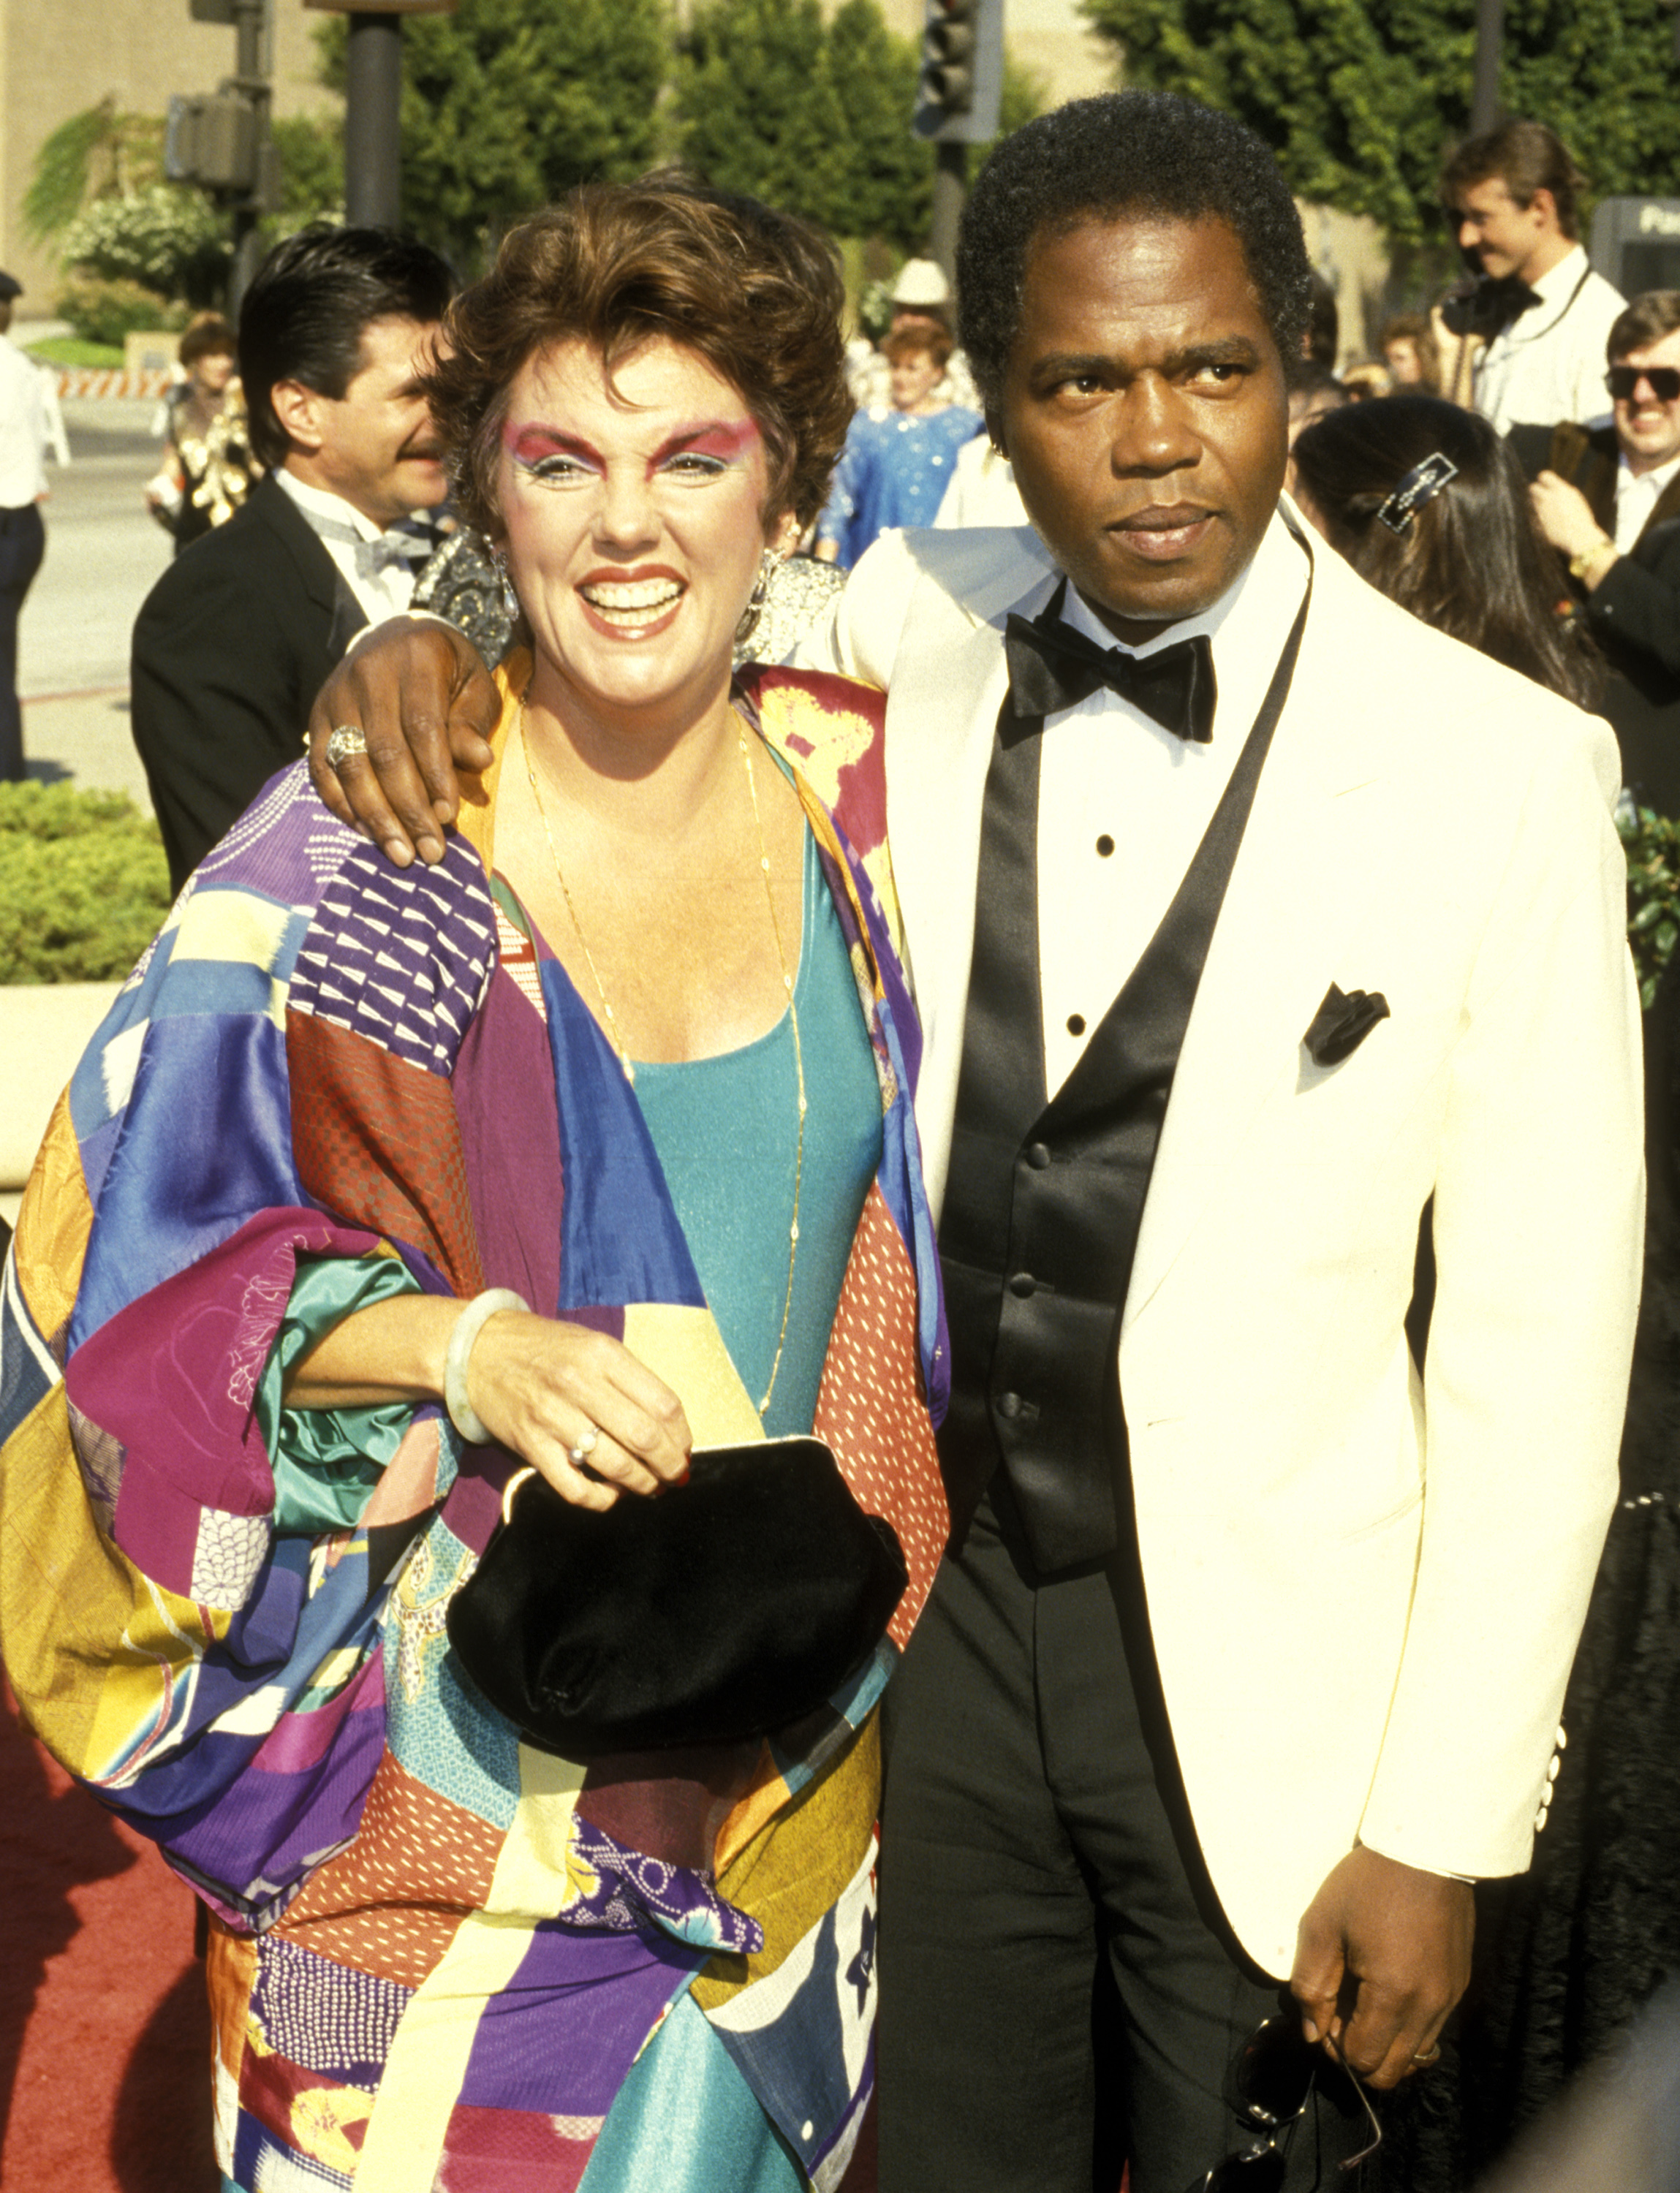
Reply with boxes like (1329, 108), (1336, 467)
(1524, 290), (1680, 818)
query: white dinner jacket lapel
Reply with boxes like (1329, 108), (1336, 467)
(881, 521), (1399, 1308)
(884, 534), (1060, 1218)
(1125, 545), (1394, 1331)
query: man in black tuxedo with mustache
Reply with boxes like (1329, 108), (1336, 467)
(131, 225), (454, 893)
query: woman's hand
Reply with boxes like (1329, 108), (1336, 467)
(306, 618), (499, 867)
(284, 1293), (692, 1511)
(467, 1309), (693, 1511)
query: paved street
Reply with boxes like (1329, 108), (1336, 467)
(4, 397), (171, 1219)
(16, 395), (173, 806)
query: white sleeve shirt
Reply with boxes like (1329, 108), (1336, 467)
(0, 334), (48, 508)
(1037, 510), (1312, 1097)
(1475, 246), (1624, 434)
(1613, 450), (1680, 553)
(273, 467), (424, 625)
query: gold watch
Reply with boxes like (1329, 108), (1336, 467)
(1569, 535), (1618, 583)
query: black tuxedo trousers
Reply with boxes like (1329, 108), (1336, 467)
(878, 1486), (1369, 2193)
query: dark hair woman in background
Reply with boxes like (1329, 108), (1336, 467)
(1296, 390), (1680, 2193)
(1290, 392), (1597, 707)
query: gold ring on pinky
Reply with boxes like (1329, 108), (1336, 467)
(1412, 2044), (1442, 2067)
(500, 1465), (538, 1528)
(325, 724), (369, 768)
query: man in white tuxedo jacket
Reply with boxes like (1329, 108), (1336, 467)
(801, 94), (1638, 2193)
(299, 92), (1641, 2193)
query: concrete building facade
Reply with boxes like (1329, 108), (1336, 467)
(0, 0), (335, 308)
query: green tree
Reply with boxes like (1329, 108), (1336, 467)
(269, 115), (346, 232)
(318, 0), (670, 272)
(678, 0), (1046, 252)
(822, 0), (930, 251)
(676, 0), (850, 227)
(1079, 0), (1680, 245)
(23, 102), (166, 243)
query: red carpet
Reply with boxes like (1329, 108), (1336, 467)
(0, 1683), (219, 2191)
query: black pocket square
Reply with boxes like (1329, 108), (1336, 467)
(1303, 982), (1390, 1067)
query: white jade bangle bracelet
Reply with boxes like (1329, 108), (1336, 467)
(444, 1288), (529, 1445)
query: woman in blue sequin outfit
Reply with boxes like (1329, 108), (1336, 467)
(814, 323), (981, 569)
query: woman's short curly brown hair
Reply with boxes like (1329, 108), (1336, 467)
(424, 175), (852, 537)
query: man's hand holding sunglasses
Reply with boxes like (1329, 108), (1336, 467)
(1289, 1845), (1474, 2090)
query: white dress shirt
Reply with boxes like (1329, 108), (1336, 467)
(1037, 510), (1312, 1096)
(274, 467), (425, 624)
(1475, 245), (1624, 434)
(0, 333), (48, 507)
(1613, 449), (1680, 553)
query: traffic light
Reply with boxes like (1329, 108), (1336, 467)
(912, 0), (1003, 144)
(166, 95), (257, 191)
(167, 0), (279, 211)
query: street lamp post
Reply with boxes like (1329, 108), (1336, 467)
(304, 0), (455, 232)
(172, 0), (279, 316)
(345, 14), (404, 227)
(229, 0), (272, 310)
(1472, 0), (1503, 134)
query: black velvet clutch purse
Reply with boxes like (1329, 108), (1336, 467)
(444, 1436), (908, 1757)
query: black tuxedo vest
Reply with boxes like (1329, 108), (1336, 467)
(937, 593), (1308, 1576)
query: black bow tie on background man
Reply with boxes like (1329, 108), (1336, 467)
(1003, 608), (1217, 743)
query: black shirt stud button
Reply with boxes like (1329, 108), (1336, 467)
(1025, 1142), (1051, 1170)
(1067, 1013), (1086, 1036)
(1009, 1271), (1036, 1298)
(1096, 834), (1115, 857)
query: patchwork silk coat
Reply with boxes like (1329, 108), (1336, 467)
(0, 662), (950, 2193)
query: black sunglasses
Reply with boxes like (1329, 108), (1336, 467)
(1608, 365), (1680, 403)
(1184, 2018), (1383, 2193)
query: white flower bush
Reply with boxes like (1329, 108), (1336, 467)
(59, 184), (227, 297)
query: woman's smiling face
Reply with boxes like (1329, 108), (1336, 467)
(496, 336), (784, 724)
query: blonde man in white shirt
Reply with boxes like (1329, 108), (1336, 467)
(1526, 288), (1680, 817)
(0, 269), (48, 782)
(131, 224), (453, 893)
(1442, 118), (1624, 433)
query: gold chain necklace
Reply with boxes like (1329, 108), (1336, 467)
(520, 697), (806, 1419)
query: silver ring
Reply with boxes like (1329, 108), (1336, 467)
(567, 1425), (599, 1467)
(325, 724), (369, 768)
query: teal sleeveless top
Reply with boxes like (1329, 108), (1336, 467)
(632, 822), (883, 1436)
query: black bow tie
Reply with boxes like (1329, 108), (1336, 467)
(1003, 610), (1217, 742)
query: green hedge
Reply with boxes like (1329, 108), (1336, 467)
(1, 781), (1674, 1004)
(0, 782), (172, 985)
(1622, 806), (1680, 1012)
(55, 272), (186, 350)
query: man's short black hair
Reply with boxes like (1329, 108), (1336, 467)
(239, 224), (455, 469)
(956, 91), (1312, 414)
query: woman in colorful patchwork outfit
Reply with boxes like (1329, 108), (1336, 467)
(0, 179), (949, 2192)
